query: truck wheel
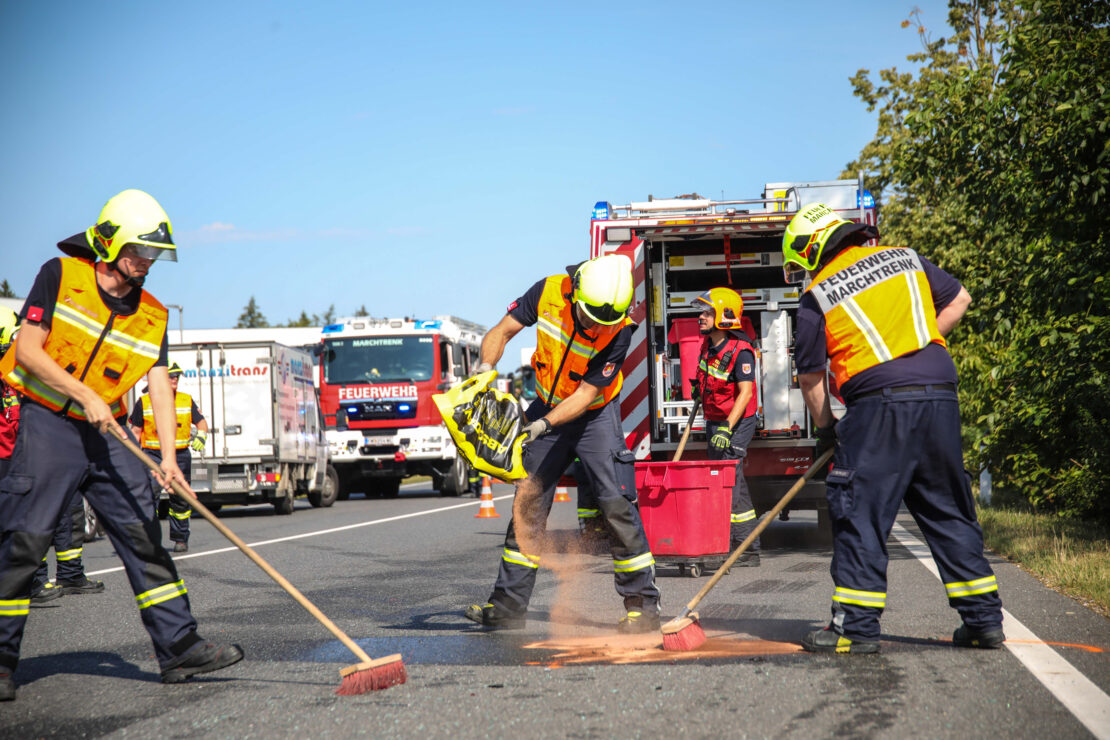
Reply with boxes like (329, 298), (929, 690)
(440, 455), (469, 497)
(335, 469), (352, 501)
(308, 466), (340, 508)
(273, 488), (295, 515)
(378, 477), (401, 499)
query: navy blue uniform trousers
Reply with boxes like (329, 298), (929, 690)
(825, 386), (1002, 641)
(30, 487), (87, 590)
(490, 400), (660, 615)
(706, 414), (760, 552)
(0, 402), (197, 672)
(145, 448), (193, 544)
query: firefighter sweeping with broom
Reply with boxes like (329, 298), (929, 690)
(0, 189), (243, 701)
(463, 254), (662, 633)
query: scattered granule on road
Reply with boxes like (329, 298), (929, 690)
(522, 633), (802, 666)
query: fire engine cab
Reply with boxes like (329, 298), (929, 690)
(319, 315), (485, 498)
(590, 178), (875, 535)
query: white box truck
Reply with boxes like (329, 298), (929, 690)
(169, 340), (336, 514)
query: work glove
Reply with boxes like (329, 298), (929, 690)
(815, 424), (837, 461)
(688, 379), (700, 402)
(190, 432), (207, 453)
(468, 362), (493, 380)
(521, 418), (552, 444)
(709, 426), (733, 450)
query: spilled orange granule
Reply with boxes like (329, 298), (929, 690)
(523, 632), (801, 666)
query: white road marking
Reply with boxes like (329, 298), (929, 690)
(85, 494), (515, 575)
(892, 523), (1110, 740)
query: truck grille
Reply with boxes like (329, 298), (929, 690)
(342, 400), (417, 422)
(360, 445), (399, 456)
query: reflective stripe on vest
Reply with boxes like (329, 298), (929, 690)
(695, 334), (758, 421)
(0, 257), (167, 420)
(531, 275), (631, 410)
(140, 392), (193, 450)
(805, 246), (945, 389)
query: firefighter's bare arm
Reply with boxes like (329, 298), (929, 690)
(147, 365), (186, 488)
(544, 380), (601, 428)
(725, 380), (755, 429)
(479, 313), (526, 369)
(15, 321), (121, 434)
(936, 286), (971, 337)
(799, 371), (834, 429)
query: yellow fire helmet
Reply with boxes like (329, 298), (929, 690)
(573, 254), (633, 325)
(781, 202), (857, 283)
(168, 361), (184, 377)
(85, 189), (177, 263)
(691, 287), (744, 330)
(0, 306), (19, 356)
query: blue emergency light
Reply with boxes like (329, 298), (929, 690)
(857, 189), (875, 208)
(397, 403), (411, 413)
(347, 407), (359, 414)
(415, 320), (441, 330)
(323, 323), (344, 333)
(592, 201), (611, 220)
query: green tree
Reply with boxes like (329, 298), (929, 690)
(284, 310), (315, 327)
(846, 0), (1110, 519)
(236, 296), (270, 328)
(321, 304), (337, 325)
(354, 304), (369, 317)
(0, 280), (15, 298)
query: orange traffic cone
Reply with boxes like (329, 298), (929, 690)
(475, 476), (500, 518)
(553, 485), (571, 503)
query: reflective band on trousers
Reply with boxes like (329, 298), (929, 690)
(170, 508), (192, 520)
(613, 551), (655, 573)
(945, 575), (998, 598)
(0, 598), (30, 617)
(731, 510), (756, 524)
(135, 580), (188, 609)
(56, 547), (83, 561)
(578, 508), (600, 519)
(832, 586), (886, 608)
(502, 548), (540, 569)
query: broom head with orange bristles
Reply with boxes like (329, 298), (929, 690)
(661, 611), (707, 652)
(336, 653), (407, 694)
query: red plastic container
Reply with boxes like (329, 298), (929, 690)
(636, 460), (735, 557)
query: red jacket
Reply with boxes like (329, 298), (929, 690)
(0, 381), (19, 459)
(695, 334), (758, 422)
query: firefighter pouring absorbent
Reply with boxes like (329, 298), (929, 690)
(464, 254), (661, 633)
(782, 202), (1004, 654)
(0, 189), (243, 702)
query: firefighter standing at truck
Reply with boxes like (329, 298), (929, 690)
(0, 189), (243, 702)
(690, 288), (761, 566)
(129, 362), (208, 553)
(783, 202), (1004, 654)
(463, 255), (661, 633)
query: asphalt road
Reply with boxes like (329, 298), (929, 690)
(5, 480), (1109, 739)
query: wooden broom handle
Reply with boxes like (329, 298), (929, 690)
(681, 447), (835, 614)
(672, 399), (701, 463)
(109, 426), (375, 665)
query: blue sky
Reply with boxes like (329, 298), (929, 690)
(1, 0), (952, 370)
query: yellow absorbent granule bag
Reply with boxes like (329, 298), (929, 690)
(432, 370), (527, 481)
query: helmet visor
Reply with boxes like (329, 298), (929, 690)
(579, 300), (626, 325)
(783, 263), (808, 284)
(127, 243), (178, 262)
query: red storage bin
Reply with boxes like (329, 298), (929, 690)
(636, 460), (735, 557)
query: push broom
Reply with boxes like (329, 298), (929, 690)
(661, 447), (835, 652)
(109, 426), (406, 693)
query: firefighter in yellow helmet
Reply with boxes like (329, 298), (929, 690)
(783, 202), (1003, 654)
(463, 254), (661, 633)
(690, 287), (762, 565)
(129, 362), (209, 553)
(0, 307), (19, 471)
(0, 190), (242, 702)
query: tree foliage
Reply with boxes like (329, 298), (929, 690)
(845, 0), (1110, 520)
(236, 296), (269, 328)
(0, 280), (16, 298)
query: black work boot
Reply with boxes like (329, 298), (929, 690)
(0, 670), (14, 701)
(734, 552), (761, 567)
(801, 625), (880, 654)
(616, 610), (661, 634)
(952, 623), (1006, 649)
(161, 640), (245, 684)
(30, 583), (63, 607)
(56, 577), (105, 596)
(463, 602), (526, 630)
(173, 541), (188, 553)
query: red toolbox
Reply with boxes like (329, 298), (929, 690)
(636, 460), (735, 577)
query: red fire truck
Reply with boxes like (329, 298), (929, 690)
(590, 178), (875, 535)
(319, 315), (485, 498)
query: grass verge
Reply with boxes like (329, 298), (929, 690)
(978, 506), (1110, 619)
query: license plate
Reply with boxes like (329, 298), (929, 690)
(363, 435), (394, 445)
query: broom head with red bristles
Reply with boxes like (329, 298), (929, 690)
(661, 611), (707, 652)
(336, 653), (407, 694)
